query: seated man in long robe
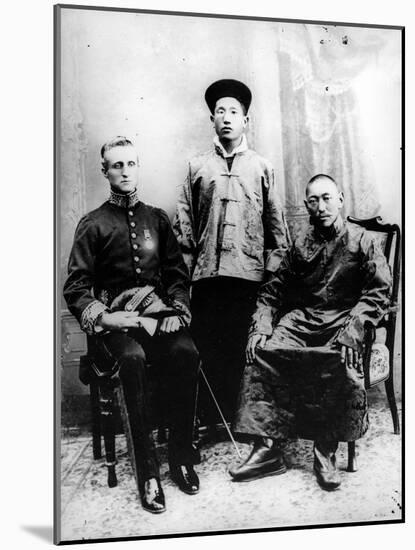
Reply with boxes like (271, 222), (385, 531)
(230, 174), (392, 490)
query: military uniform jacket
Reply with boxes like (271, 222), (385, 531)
(173, 136), (290, 282)
(63, 190), (191, 335)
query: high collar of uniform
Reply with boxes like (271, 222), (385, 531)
(214, 134), (248, 158)
(108, 188), (140, 208)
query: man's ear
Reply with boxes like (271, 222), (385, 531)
(338, 191), (345, 206)
(304, 199), (309, 211)
(244, 115), (249, 126)
(210, 114), (215, 123)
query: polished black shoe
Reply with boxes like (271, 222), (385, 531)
(229, 441), (287, 482)
(313, 442), (341, 491)
(170, 465), (200, 495)
(140, 477), (166, 514)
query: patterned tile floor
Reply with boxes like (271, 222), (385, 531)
(59, 401), (402, 543)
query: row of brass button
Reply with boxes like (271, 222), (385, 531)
(128, 210), (141, 274)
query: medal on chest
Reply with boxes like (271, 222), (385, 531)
(143, 228), (155, 250)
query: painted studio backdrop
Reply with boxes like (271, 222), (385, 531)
(59, 9), (402, 424)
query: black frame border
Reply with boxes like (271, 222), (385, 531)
(53, 3), (405, 545)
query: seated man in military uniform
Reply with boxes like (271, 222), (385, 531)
(230, 174), (392, 490)
(64, 136), (200, 514)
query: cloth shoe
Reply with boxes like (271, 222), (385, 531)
(229, 439), (287, 482)
(313, 440), (341, 491)
(140, 477), (166, 513)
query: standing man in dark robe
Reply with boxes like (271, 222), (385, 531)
(230, 174), (392, 490)
(64, 137), (200, 514)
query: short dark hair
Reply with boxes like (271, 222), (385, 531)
(306, 174), (339, 195)
(100, 136), (136, 170)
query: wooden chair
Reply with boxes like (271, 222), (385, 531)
(346, 216), (401, 472)
(79, 347), (169, 491)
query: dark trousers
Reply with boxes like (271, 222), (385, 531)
(191, 277), (260, 425)
(91, 327), (200, 486)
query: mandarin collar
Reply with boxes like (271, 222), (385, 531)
(312, 215), (345, 241)
(213, 134), (248, 158)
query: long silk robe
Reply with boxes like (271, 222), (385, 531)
(234, 217), (392, 442)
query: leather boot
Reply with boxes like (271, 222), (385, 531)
(229, 438), (287, 482)
(313, 440), (341, 491)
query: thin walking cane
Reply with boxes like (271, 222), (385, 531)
(198, 362), (242, 459)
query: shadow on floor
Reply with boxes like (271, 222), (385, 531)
(20, 525), (53, 543)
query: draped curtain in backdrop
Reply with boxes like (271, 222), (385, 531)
(277, 24), (387, 238)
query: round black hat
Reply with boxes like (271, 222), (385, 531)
(205, 79), (252, 114)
